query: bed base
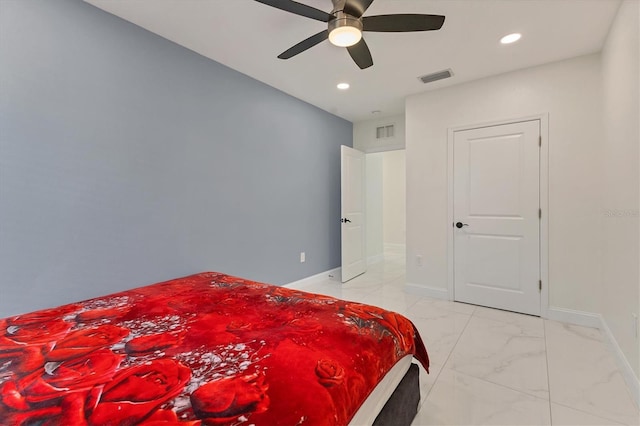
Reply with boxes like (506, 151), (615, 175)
(373, 363), (420, 426)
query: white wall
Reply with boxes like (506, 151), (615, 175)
(405, 54), (604, 313)
(382, 150), (406, 246)
(601, 0), (639, 379)
(366, 153), (384, 260)
(354, 114), (406, 153)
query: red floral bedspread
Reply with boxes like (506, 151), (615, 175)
(0, 272), (429, 425)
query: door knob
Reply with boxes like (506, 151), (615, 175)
(341, 218), (351, 223)
(455, 222), (469, 229)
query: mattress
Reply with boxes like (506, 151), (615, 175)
(0, 272), (429, 425)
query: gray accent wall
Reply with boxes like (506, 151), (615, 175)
(0, 0), (352, 317)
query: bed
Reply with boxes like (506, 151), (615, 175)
(0, 272), (429, 425)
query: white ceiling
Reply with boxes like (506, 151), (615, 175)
(84, 0), (621, 122)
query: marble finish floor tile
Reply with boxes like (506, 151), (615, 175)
(409, 296), (478, 316)
(473, 305), (545, 336)
(413, 368), (552, 426)
(288, 282), (374, 303)
(359, 291), (419, 315)
(407, 305), (471, 367)
(550, 403), (626, 425)
(417, 361), (443, 407)
(448, 315), (550, 399)
(545, 321), (640, 425)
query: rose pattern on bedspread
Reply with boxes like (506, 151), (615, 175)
(0, 272), (429, 425)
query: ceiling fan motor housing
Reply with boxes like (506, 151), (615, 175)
(329, 11), (363, 33)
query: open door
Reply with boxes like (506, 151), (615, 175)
(341, 146), (366, 282)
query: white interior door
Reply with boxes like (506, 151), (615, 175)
(341, 145), (366, 282)
(453, 120), (541, 315)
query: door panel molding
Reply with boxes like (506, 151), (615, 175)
(446, 114), (549, 317)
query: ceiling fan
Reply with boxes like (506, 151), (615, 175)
(254, 0), (445, 69)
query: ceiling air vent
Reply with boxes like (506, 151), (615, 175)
(418, 69), (453, 84)
(376, 124), (395, 139)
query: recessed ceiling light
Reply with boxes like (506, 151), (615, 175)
(500, 33), (522, 44)
(337, 83), (350, 90)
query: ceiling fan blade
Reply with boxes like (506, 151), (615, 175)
(278, 30), (329, 59)
(343, 0), (375, 18)
(254, 0), (333, 22)
(347, 38), (373, 69)
(363, 14), (445, 32)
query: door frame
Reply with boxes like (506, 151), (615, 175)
(446, 114), (549, 317)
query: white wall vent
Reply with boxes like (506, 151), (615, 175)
(418, 69), (453, 84)
(376, 124), (395, 139)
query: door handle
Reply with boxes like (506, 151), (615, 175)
(341, 218), (351, 223)
(455, 222), (469, 229)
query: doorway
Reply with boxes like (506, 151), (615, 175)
(366, 149), (406, 265)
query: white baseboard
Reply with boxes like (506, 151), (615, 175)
(599, 315), (640, 408)
(545, 306), (639, 408)
(404, 282), (449, 300)
(545, 306), (603, 328)
(283, 267), (341, 289)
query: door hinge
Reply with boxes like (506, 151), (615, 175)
(539, 280), (542, 291)
(539, 208), (542, 219)
(539, 136), (542, 147)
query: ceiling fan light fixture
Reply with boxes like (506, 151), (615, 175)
(329, 26), (362, 47)
(328, 12), (363, 47)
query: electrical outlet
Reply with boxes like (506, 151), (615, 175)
(300, 252), (305, 263)
(416, 255), (423, 267)
(633, 313), (639, 339)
